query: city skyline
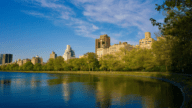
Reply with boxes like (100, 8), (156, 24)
(0, 0), (165, 62)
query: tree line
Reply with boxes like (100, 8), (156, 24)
(0, 41), (170, 72)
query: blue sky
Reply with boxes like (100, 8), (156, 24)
(0, 0), (165, 62)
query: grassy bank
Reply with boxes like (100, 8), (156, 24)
(1, 70), (192, 108)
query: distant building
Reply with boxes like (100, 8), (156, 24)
(95, 34), (110, 54)
(63, 45), (75, 61)
(0, 54), (13, 65)
(31, 55), (43, 65)
(79, 55), (85, 58)
(17, 59), (23, 66)
(23, 58), (31, 64)
(139, 32), (155, 49)
(50, 51), (57, 59)
(97, 41), (134, 59)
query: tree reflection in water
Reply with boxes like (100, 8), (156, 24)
(0, 72), (183, 108)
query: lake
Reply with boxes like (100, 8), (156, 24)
(0, 72), (183, 108)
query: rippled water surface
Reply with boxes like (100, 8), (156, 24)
(0, 72), (183, 108)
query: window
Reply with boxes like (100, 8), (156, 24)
(98, 42), (100, 48)
(148, 41), (151, 42)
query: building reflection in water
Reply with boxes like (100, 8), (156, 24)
(62, 75), (70, 104)
(0, 73), (183, 108)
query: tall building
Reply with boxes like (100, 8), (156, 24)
(0, 54), (13, 65)
(50, 51), (57, 59)
(139, 32), (155, 49)
(31, 55), (43, 65)
(95, 34), (110, 54)
(63, 45), (75, 61)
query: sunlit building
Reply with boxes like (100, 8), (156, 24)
(95, 34), (110, 55)
(63, 45), (75, 61)
(50, 51), (57, 59)
(31, 55), (43, 65)
(139, 32), (155, 49)
(23, 58), (31, 64)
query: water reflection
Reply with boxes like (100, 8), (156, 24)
(0, 72), (183, 108)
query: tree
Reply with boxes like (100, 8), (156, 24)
(33, 63), (42, 71)
(10, 63), (19, 71)
(85, 52), (99, 71)
(23, 61), (34, 71)
(46, 58), (54, 71)
(54, 56), (64, 71)
(150, 0), (192, 73)
(5, 64), (11, 71)
(99, 57), (108, 71)
(41, 64), (48, 71)
(79, 58), (89, 71)
(100, 54), (118, 71)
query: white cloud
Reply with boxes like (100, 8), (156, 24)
(22, 0), (162, 40)
(71, 0), (161, 38)
(22, 0), (99, 38)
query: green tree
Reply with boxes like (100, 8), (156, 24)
(23, 61), (34, 71)
(54, 56), (64, 71)
(99, 57), (108, 71)
(46, 58), (54, 71)
(100, 54), (118, 71)
(33, 63), (42, 71)
(10, 63), (19, 71)
(150, 0), (192, 73)
(85, 52), (99, 71)
(79, 58), (89, 71)
(5, 64), (11, 71)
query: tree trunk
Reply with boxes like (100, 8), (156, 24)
(92, 67), (93, 71)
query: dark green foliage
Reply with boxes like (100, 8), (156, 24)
(23, 61), (34, 71)
(150, 0), (192, 73)
(46, 58), (54, 71)
(54, 56), (64, 71)
(33, 63), (42, 71)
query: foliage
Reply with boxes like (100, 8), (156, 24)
(150, 0), (192, 73)
(33, 63), (42, 71)
(54, 56), (64, 71)
(85, 52), (99, 71)
(23, 61), (34, 71)
(46, 58), (54, 71)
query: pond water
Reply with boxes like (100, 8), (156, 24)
(0, 72), (183, 108)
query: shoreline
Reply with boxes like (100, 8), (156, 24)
(1, 71), (191, 108)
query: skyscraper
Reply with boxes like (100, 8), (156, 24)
(0, 54), (13, 65)
(63, 45), (75, 61)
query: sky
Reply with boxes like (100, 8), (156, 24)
(0, 0), (165, 62)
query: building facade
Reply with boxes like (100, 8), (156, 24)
(0, 54), (13, 65)
(139, 32), (155, 49)
(17, 59), (23, 66)
(63, 45), (76, 61)
(50, 51), (57, 59)
(96, 41), (134, 58)
(95, 34), (110, 54)
(23, 58), (31, 64)
(95, 32), (156, 59)
(31, 55), (43, 65)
